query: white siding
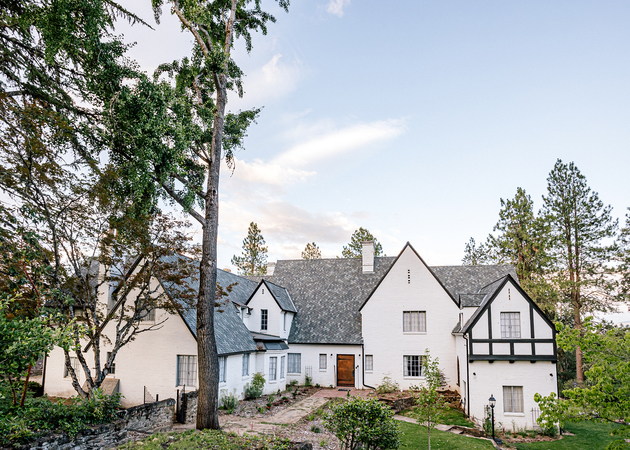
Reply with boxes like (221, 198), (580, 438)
(285, 344), (362, 388)
(361, 246), (460, 391)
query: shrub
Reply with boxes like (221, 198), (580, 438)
(311, 424), (321, 433)
(219, 389), (239, 414)
(0, 389), (121, 445)
(305, 374), (313, 387)
(244, 372), (265, 400)
(324, 396), (400, 450)
(288, 379), (298, 386)
(376, 375), (400, 394)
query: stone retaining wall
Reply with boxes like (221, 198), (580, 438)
(13, 399), (176, 450)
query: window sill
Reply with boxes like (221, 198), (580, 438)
(403, 332), (427, 335)
(287, 372), (301, 375)
(403, 376), (425, 380)
(365, 370), (373, 373)
(242, 376), (250, 381)
(269, 380), (277, 384)
(319, 369), (327, 372)
(503, 412), (525, 417)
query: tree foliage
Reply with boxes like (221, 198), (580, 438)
(301, 242), (322, 259)
(461, 238), (489, 266)
(535, 318), (630, 448)
(542, 159), (618, 382)
(324, 396), (400, 450)
(617, 209), (630, 302)
(231, 222), (268, 275)
(412, 350), (448, 450)
(342, 228), (383, 258)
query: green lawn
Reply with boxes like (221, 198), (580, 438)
(402, 406), (476, 428)
(512, 421), (623, 450)
(399, 421), (495, 449)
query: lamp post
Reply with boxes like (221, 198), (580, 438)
(489, 394), (496, 441)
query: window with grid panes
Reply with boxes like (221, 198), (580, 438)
(500, 312), (521, 338)
(269, 357), (277, 381)
(106, 352), (115, 375)
(319, 354), (327, 370)
(219, 356), (226, 382)
(403, 311), (426, 332)
(261, 309), (268, 331)
(242, 354), (249, 377)
(64, 356), (80, 377)
(280, 356), (285, 379)
(365, 355), (373, 371)
(503, 386), (524, 413)
(288, 353), (301, 373)
(176, 355), (197, 386)
(403, 355), (422, 377)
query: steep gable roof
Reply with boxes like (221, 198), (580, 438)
(431, 265), (519, 306)
(163, 266), (258, 356)
(245, 280), (297, 313)
(258, 257), (395, 344)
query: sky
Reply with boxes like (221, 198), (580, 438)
(114, 0), (630, 313)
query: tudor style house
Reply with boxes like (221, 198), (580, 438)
(43, 241), (558, 428)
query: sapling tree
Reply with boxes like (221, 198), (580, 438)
(461, 237), (489, 265)
(413, 350), (448, 450)
(231, 222), (268, 275)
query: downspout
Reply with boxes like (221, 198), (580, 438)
(464, 333), (470, 418)
(362, 342), (375, 389)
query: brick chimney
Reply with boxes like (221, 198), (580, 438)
(267, 262), (276, 276)
(362, 241), (374, 274)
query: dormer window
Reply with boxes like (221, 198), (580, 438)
(500, 312), (521, 338)
(261, 309), (268, 331)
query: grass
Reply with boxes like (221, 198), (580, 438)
(402, 406), (476, 428)
(511, 421), (624, 450)
(399, 421), (495, 449)
(117, 429), (293, 449)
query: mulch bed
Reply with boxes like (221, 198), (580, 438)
(219, 386), (322, 418)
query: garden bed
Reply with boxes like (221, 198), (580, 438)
(219, 385), (322, 418)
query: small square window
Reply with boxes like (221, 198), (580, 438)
(288, 353), (301, 374)
(319, 354), (327, 370)
(64, 356), (80, 378)
(501, 312), (521, 338)
(106, 352), (116, 375)
(177, 355), (197, 386)
(280, 356), (285, 379)
(403, 355), (422, 377)
(242, 354), (249, 377)
(219, 356), (226, 383)
(403, 311), (426, 332)
(503, 386), (524, 413)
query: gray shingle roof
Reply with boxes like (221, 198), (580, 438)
(459, 294), (488, 307)
(262, 280), (297, 313)
(431, 265), (519, 305)
(259, 257), (396, 344)
(162, 265), (258, 356)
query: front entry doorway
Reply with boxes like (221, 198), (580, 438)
(337, 354), (355, 387)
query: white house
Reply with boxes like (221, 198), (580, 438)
(43, 241), (557, 428)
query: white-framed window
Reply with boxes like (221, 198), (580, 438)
(503, 386), (524, 413)
(501, 312), (521, 338)
(261, 309), (268, 331)
(242, 354), (249, 377)
(403, 311), (426, 332)
(106, 352), (116, 375)
(288, 353), (301, 373)
(143, 308), (155, 322)
(64, 356), (80, 378)
(280, 356), (285, 379)
(269, 357), (277, 381)
(219, 356), (226, 383)
(176, 355), (197, 386)
(319, 354), (327, 370)
(283, 313), (287, 331)
(403, 355), (422, 377)
(365, 355), (374, 372)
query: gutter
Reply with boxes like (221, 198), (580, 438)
(464, 333), (470, 418)
(361, 343), (375, 389)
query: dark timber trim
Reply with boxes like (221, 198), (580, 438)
(529, 303), (536, 355)
(487, 306), (493, 355)
(469, 354), (556, 362)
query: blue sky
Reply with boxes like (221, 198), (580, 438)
(116, 0), (630, 287)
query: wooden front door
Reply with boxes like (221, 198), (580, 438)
(337, 354), (355, 387)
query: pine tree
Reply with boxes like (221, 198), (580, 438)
(617, 208), (630, 301)
(542, 159), (618, 383)
(231, 223), (268, 275)
(485, 188), (556, 313)
(342, 228), (383, 258)
(301, 242), (322, 259)
(461, 238), (489, 265)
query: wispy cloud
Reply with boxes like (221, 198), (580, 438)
(325, 0), (351, 18)
(273, 119), (405, 167)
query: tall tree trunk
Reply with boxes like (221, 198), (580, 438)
(196, 74), (227, 430)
